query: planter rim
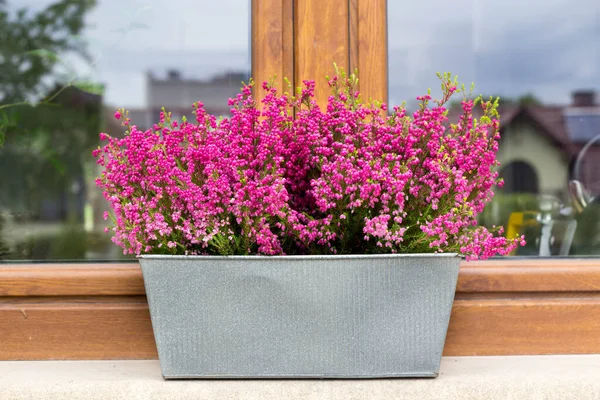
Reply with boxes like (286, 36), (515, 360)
(138, 253), (460, 261)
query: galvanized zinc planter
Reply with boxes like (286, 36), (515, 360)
(140, 253), (460, 379)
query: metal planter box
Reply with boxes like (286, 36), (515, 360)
(139, 254), (460, 379)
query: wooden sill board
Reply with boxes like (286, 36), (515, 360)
(1, 259), (599, 360)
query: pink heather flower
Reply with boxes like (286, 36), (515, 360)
(94, 71), (524, 259)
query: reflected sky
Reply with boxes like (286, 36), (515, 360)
(9, 0), (250, 107)
(388, 0), (599, 106)
(8, 0), (598, 108)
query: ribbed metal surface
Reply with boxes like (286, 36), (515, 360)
(139, 254), (460, 379)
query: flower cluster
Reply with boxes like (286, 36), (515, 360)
(94, 71), (524, 260)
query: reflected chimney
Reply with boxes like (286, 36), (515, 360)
(572, 90), (596, 107)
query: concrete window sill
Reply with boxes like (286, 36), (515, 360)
(1, 356), (599, 399)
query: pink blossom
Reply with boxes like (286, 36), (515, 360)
(94, 71), (524, 259)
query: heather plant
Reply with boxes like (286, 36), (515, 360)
(94, 70), (524, 260)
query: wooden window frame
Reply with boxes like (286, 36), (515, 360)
(1, 0), (598, 360)
(2, 259), (599, 359)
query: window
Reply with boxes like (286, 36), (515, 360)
(500, 161), (539, 194)
(388, 0), (600, 257)
(1, 0), (598, 363)
(0, 0), (251, 260)
(4, 0), (598, 261)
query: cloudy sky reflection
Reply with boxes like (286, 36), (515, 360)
(9, 0), (599, 107)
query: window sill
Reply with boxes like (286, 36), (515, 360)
(1, 356), (599, 399)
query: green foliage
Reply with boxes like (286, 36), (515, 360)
(572, 203), (600, 256)
(479, 193), (600, 256)
(0, 0), (102, 259)
(0, 0), (101, 148)
(0, 214), (9, 257)
(0, 0), (97, 105)
(0, 88), (102, 216)
(4, 225), (121, 260)
(515, 93), (543, 106)
(478, 193), (540, 229)
(478, 193), (542, 256)
(72, 81), (105, 95)
(0, 0), (101, 190)
(450, 93), (543, 109)
(486, 93), (542, 106)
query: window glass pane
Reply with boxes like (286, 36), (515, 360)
(0, 0), (250, 261)
(388, 0), (600, 256)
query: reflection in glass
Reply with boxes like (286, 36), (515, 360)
(388, 0), (600, 256)
(0, 0), (250, 260)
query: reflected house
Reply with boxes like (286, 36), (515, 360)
(451, 90), (600, 199)
(497, 90), (600, 198)
(128, 69), (251, 131)
(449, 91), (600, 256)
